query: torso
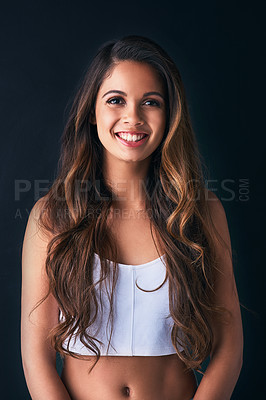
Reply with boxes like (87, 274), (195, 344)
(60, 205), (198, 400)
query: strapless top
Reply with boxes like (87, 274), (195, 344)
(59, 253), (184, 356)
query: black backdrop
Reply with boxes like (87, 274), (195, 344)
(0, 1), (265, 399)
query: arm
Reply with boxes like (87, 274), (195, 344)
(193, 190), (243, 400)
(21, 199), (72, 400)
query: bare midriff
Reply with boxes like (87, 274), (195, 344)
(60, 353), (197, 400)
(60, 212), (198, 399)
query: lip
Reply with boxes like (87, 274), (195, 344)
(115, 132), (149, 148)
(115, 131), (149, 136)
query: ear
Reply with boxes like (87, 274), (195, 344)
(89, 111), (96, 125)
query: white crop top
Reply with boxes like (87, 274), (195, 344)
(59, 253), (185, 356)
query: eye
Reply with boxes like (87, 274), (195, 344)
(144, 99), (161, 107)
(105, 97), (161, 107)
(106, 97), (125, 105)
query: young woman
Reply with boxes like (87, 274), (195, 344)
(21, 35), (243, 400)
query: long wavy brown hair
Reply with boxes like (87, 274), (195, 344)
(30, 35), (232, 375)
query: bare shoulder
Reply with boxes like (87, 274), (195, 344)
(21, 195), (59, 330)
(204, 189), (231, 254)
(21, 195), (55, 299)
(29, 195), (48, 223)
(204, 190), (237, 311)
(24, 195), (52, 245)
(21, 196), (59, 368)
(204, 189), (225, 214)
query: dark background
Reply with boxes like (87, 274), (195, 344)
(0, 0), (265, 399)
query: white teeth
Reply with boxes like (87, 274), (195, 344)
(117, 133), (146, 142)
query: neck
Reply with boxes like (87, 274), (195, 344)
(102, 151), (152, 210)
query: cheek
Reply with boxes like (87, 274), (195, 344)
(152, 111), (166, 133)
(97, 109), (119, 131)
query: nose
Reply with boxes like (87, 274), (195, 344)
(121, 103), (144, 126)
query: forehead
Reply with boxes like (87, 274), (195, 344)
(98, 61), (165, 93)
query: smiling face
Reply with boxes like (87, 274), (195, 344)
(90, 60), (167, 163)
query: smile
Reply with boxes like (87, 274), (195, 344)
(115, 132), (149, 147)
(116, 132), (148, 141)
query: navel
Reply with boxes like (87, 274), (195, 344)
(121, 385), (131, 397)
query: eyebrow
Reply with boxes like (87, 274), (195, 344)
(102, 90), (165, 100)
